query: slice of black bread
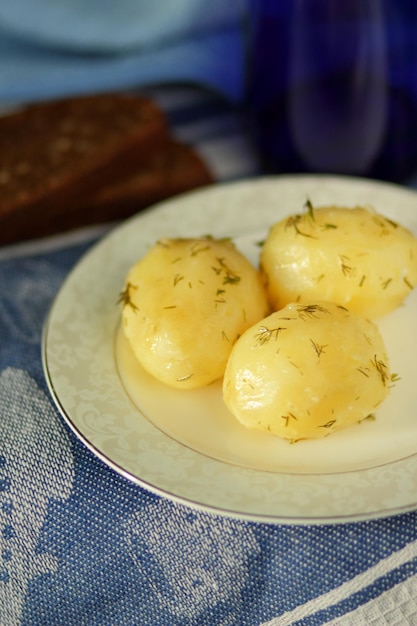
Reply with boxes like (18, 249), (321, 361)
(0, 136), (214, 244)
(8, 140), (213, 242)
(0, 92), (169, 243)
(74, 140), (214, 222)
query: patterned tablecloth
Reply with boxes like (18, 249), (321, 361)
(2, 85), (417, 626)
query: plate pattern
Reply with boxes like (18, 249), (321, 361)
(43, 175), (417, 523)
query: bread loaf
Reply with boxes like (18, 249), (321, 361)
(0, 92), (181, 244)
(74, 140), (213, 222)
(3, 140), (213, 242)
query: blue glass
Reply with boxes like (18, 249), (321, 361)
(247, 0), (417, 182)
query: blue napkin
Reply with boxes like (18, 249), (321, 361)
(0, 0), (248, 104)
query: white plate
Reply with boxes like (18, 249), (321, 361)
(42, 175), (417, 524)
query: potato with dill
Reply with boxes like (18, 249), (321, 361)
(223, 301), (392, 441)
(260, 202), (417, 318)
(119, 236), (270, 389)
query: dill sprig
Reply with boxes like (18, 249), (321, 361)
(281, 412), (298, 427)
(173, 273), (184, 286)
(371, 354), (390, 386)
(211, 257), (241, 286)
(381, 278), (392, 290)
(255, 325), (287, 346)
(285, 214), (318, 239)
(190, 242), (210, 256)
(358, 414), (376, 424)
(304, 198), (315, 221)
(339, 255), (354, 277)
(117, 282), (138, 312)
(310, 339), (327, 357)
(297, 304), (330, 320)
(390, 372), (401, 388)
(223, 272), (241, 286)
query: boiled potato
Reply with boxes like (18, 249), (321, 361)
(120, 237), (270, 389)
(223, 301), (392, 440)
(260, 204), (417, 318)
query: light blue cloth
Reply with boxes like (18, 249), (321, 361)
(0, 0), (243, 51)
(0, 0), (248, 104)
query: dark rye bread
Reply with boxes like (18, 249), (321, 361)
(0, 140), (214, 243)
(0, 93), (169, 243)
(66, 140), (214, 224)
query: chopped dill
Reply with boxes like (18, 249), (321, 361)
(370, 354), (390, 386)
(358, 414), (376, 424)
(385, 217), (398, 228)
(117, 282), (138, 312)
(297, 304), (330, 320)
(281, 412), (298, 427)
(390, 373), (401, 387)
(156, 239), (171, 248)
(223, 272), (241, 286)
(190, 243), (210, 256)
(285, 214), (318, 239)
(173, 274), (184, 286)
(310, 339), (327, 357)
(339, 255), (354, 276)
(381, 277), (392, 290)
(201, 234), (233, 243)
(304, 198), (315, 221)
(255, 326), (287, 346)
(362, 333), (372, 345)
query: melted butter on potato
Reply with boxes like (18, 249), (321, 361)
(260, 204), (417, 318)
(223, 301), (392, 441)
(120, 237), (270, 389)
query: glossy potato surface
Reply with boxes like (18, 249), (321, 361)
(120, 237), (270, 389)
(260, 205), (417, 318)
(223, 301), (391, 440)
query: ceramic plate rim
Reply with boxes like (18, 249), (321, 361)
(42, 174), (417, 525)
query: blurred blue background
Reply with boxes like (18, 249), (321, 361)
(0, 0), (247, 104)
